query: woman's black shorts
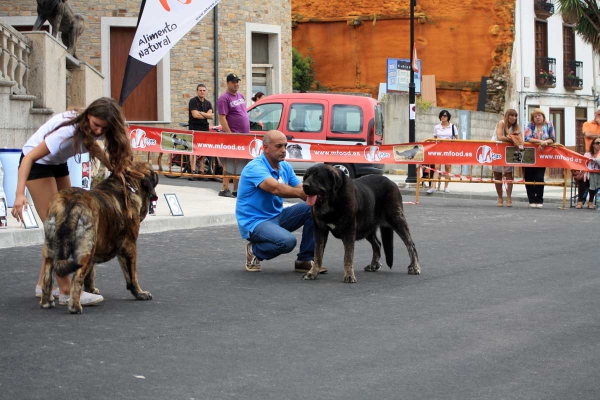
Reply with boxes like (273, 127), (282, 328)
(19, 153), (69, 181)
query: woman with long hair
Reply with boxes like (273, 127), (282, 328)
(573, 139), (598, 208)
(427, 109), (457, 194)
(493, 109), (523, 207)
(584, 139), (600, 209)
(11, 97), (135, 306)
(523, 108), (555, 208)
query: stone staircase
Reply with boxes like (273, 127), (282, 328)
(1, 18), (105, 150)
(0, 21), (53, 149)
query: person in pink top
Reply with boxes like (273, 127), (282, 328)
(216, 73), (250, 197)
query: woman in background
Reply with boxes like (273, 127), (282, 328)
(493, 109), (523, 207)
(251, 92), (265, 103)
(427, 110), (457, 194)
(523, 108), (555, 208)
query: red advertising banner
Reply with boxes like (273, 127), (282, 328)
(129, 125), (598, 172)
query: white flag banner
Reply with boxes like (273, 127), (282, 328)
(132, 0), (220, 65)
(119, 0), (221, 105)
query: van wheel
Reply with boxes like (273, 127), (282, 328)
(331, 163), (355, 178)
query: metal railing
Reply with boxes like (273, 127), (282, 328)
(536, 57), (557, 87)
(534, 0), (555, 17)
(564, 60), (583, 89)
(0, 21), (32, 95)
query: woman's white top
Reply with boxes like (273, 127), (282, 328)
(433, 123), (455, 139)
(23, 111), (103, 165)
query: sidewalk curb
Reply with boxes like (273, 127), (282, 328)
(399, 189), (571, 205)
(0, 213), (238, 250)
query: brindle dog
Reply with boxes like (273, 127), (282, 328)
(302, 164), (421, 283)
(40, 162), (159, 314)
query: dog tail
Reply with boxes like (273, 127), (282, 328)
(381, 227), (394, 268)
(45, 198), (87, 277)
(54, 260), (82, 278)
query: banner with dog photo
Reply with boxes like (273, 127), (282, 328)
(119, 0), (221, 105)
(128, 124), (599, 172)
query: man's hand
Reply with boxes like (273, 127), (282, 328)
(259, 178), (305, 199)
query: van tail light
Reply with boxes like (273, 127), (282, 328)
(368, 124), (375, 144)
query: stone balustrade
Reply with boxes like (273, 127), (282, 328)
(0, 20), (31, 95)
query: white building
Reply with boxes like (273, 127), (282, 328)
(508, 0), (599, 154)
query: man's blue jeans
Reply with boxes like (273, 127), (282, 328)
(248, 202), (314, 262)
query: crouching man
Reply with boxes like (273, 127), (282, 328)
(235, 130), (327, 274)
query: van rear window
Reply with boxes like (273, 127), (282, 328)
(248, 103), (283, 131)
(331, 105), (363, 134)
(287, 103), (324, 133)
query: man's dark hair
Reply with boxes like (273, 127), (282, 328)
(196, 84), (207, 91)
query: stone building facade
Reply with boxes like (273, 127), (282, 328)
(1, 0), (292, 127)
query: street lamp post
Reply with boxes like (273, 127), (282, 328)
(406, 0), (417, 184)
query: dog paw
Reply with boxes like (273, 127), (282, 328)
(364, 262), (382, 272)
(40, 299), (55, 309)
(135, 291), (153, 300)
(302, 272), (318, 280)
(68, 305), (83, 314)
(85, 287), (100, 295)
(407, 264), (421, 275)
(343, 274), (358, 283)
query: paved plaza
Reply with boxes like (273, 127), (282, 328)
(1, 192), (599, 400)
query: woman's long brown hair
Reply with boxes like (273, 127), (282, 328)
(50, 97), (133, 176)
(502, 109), (520, 136)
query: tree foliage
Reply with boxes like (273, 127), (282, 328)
(292, 48), (315, 93)
(556, 0), (600, 53)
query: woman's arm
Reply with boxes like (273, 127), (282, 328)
(12, 142), (51, 222)
(496, 121), (512, 142)
(92, 142), (111, 169)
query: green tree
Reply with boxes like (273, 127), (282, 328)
(556, 0), (600, 53)
(292, 47), (315, 92)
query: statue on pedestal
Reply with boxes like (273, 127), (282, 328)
(33, 0), (84, 59)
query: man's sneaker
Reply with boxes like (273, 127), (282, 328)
(444, 188), (450, 193)
(426, 188), (435, 194)
(232, 191), (238, 198)
(294, 260), (328, 274)
(245, 242), (261, 272)
(35, 285), (60, 298)
(218, 188), (235, 198)
(58, 291), (104, 306)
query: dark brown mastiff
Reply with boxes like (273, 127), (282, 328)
(302, 164), (421, 283)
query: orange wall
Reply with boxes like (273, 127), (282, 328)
(292, 0), (515, 110)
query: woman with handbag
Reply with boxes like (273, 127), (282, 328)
(427, 110), (457, 194)
(580, 139), (600, 208)
(492, 109), (523, 207)
(523, 108), (555, 208)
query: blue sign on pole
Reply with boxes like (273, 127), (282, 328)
(386, 58), (421, 94)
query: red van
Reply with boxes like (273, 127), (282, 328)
(246, 93), (385, 177)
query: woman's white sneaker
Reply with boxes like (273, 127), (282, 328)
(58, 291), (104, 306)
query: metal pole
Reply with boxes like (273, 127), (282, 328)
(406, 0), (417, 183)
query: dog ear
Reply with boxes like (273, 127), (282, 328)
(331, 167), (344, 192)
(142, 171), (158, 199)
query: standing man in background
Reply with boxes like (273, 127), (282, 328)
(216, 73), (250, 197)
(188, 83), (214, 180)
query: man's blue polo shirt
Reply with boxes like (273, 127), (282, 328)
(235, 153), (301, 239)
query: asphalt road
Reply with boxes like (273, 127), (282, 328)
(1, 197), (599, 400)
